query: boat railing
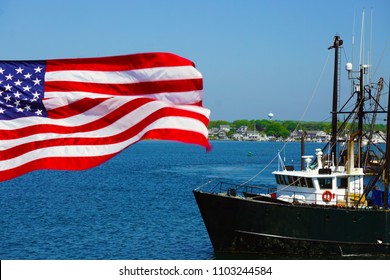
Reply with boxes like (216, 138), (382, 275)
(274, 188), (368, 206)
(201, 181), (373, 207)
(209, 181), (276, 196)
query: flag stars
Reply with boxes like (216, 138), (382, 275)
(14, 91), (22, 98)
(32, 91), (40, 99)
(23, 85), (31, 92)
(15, 67), (24, 74)
(4, 94), (12, 102)
(4, 84), (13, 91)
(33, 78), (41, 85)
(14, 79), (23, 86)
(34, 66), (43, 73)
(0, 62), (46, 119)
(24, 73), (32, 79)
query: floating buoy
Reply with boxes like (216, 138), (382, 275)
(248, 152), (252, 156)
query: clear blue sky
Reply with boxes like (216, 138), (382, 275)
(1, 0), (389, 122)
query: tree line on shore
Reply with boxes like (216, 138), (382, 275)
(209, 119), (387, 139)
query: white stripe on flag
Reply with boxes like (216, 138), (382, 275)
(45, 66), (202, 84)
(43, 90), (204, 109)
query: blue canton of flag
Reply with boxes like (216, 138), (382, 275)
(0, 61), (47, 120)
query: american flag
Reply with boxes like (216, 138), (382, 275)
(0, 53), (210, 182)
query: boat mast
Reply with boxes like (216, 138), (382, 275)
(357, 11), (366, 168)
(329, 36), (343, 165)
(357, 67), (364, 167)
(384, 81), (390, 209)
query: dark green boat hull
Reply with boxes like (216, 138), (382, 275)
(193, 190), (390, 258)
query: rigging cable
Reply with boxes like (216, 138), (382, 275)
(372, 36), (390, 79)
(239, 49), (332, 186)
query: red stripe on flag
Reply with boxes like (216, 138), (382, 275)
(143, 129), (211, 151)
(46, 53), (196, 72)
(47, 97), (108, 119)
(0, 154), (118, 182)
(44, 78), (203, 97)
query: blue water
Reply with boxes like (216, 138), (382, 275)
(0, 140), (319, 259)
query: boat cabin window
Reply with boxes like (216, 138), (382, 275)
(275, 175), (314, 188)
(275, 175), (282, 185)
(306, 178), (314, 188)
(299, 177), (307, 187)
(282, 175), (289, 185)
(337, 178), (348, 189)
(318, 178), (332, 189)
(275, 175), (287, 185)
(302, 178), (314, 188)
(292, 176), (300, 186)
(275, 175), (281, 184)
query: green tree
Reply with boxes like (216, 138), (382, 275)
(282, 120), (298, 131)
(232, 119), (252, 128)
(208, 120), (230, 128)
(265, 122), (290, 138)
(207, 118), (387, 139)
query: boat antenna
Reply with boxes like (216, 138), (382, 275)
(329, 35), (343, 165)
(352, 9), (355, 69)
(359, 9), (365, 68)
(369, 8), (373, 85)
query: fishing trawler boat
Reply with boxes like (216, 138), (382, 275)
(193, 35), (390, 258)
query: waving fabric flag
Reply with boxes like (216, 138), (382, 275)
(0, 53), (210, 182)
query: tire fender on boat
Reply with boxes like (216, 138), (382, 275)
(322, 190), (333, 202)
